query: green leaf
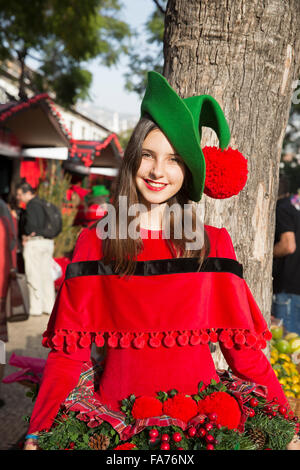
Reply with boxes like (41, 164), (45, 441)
(198, 381), (204, 393)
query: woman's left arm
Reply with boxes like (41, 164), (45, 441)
(220, 342), (289, 408)
(216, 227), (300, 449)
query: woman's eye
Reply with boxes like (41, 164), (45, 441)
(142, 153), (152, 158)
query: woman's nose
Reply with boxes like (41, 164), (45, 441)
(150, 159), (165, 179)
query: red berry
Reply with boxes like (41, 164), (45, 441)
(206, 444), (214, 450)
(205, 423), (213, 432)
(177, 447), (184, 450)
(249, 398), (259, 407)
(268, 415), (273, 420)
(264, 405), (272, 413)
(205, 434), (214, 443)
(197, 416), (206, 424)
(248, 409), (255, 417)
(273, 397), (278, 403)
(208, 412), (218, 422)
(216, 424), (222, 430)
(278, 406), (287, 415)
(272, 411), (277, 417)
(198, 428), (206, 438)
(172, 432), (182, 443)
(187, 427), (197, 438)
(149, 437), (157, 444)
(161, 434), (170, 442)
(149, 429), (159, 439)
(160, 442), (170, 450)
(284, 414), (289, 420)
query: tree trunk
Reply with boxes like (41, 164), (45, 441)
(163, 0), (300, 368)
(17, 48), (28, 100)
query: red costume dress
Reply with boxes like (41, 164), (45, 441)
(27, 224), (288, 434)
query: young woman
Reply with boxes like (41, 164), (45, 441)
(24, 72), (299, 450)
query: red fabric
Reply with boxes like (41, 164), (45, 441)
(27, 226), (289, 433)
(43, 225), (270, 350)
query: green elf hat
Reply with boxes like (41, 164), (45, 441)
(140, 71), (248, 202)
(91, 185), (110, 197)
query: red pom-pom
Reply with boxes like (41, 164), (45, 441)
(52, 333), (64, 348)
(203, 146), (248, 199)
(190, 333), (201, 346)
(120, 333), (131, 348)
(66, 332), (78, 346)
(263, 330), (273, 341)
(177, 333), (189, 346)
(79, 333), (91, 348)
(95, 333), (105, 348)
(163, 334), (176, 348)
(197, 391), (241, 429)
(108, 333), (119, 348)
(245, 333), (257, 347)
(199, 331), (210, 344)
(133, 334), (146, 349)
(209, 330), (218, 343)
(131, 396), (163, 419)
(163, 394), (198, 423)
(234, 332), (246, 345)
(219, 330), (232, 343)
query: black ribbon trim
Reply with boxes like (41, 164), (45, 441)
(66, 257), (243, 279)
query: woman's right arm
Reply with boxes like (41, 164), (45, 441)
(24, 226), (101, 449)
(24, 346), (90, 450)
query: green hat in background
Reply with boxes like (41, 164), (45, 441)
(140, 71), (231, 202)
(92, 185), (110, 197)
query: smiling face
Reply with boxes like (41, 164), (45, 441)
(135, 128), (186, 206)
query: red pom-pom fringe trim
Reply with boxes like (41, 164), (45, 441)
(42, 328), (271, 353)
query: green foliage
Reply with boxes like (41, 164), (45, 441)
(124, 0), (166, 97)
(194, 379), (227, 400)
(0, 0), (131, 106)
(33, 377), (298, 450)
(244, 412), (296, 450)
(37, 160), (81, 257)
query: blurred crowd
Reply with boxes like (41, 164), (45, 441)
(0, 179), (111, 407)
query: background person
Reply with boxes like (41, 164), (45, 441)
(272, 174), (300, 335)
(16, 181), (55, 317)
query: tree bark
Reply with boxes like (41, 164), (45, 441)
(163, 0), (300, 367)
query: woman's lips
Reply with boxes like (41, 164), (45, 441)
(143, 179), (168, 191)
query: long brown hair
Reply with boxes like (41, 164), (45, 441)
(100, 115), (210, 276)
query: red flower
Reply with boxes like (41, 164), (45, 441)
(197, 391), (241, 430)
(131, 396), (163, 419)
(114, 443), (137, 450)
(163, 393), (198, 423)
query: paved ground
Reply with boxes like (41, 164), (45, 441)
(0, 315), (49, 450)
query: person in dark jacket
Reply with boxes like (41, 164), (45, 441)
(272, 174), (300, 335)
(16, 181), (55, 317)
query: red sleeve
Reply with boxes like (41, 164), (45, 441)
(27, 229), (99, 434)
(27, 347), (90, 433)
(216, 227), (289, 408)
